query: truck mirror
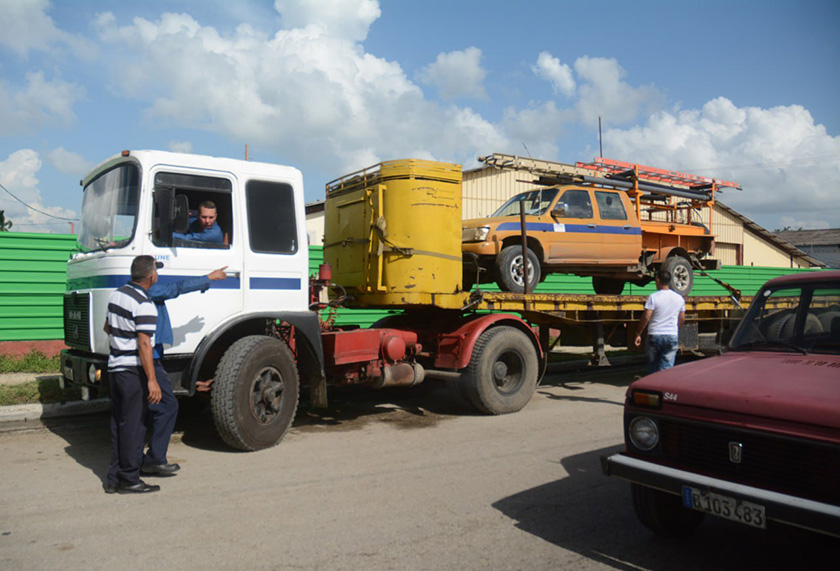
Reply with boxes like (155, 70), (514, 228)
(173, 194), (190, 234)
(551, 203), (567, 218)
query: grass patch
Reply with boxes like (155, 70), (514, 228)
(0, 351), (61, 374)
(0, 377), (82, 406)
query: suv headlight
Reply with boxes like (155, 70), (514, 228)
(628, 416), (659, 451)
(462, 226), (490, 242)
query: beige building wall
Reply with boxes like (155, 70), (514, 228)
(306, 211), (325, 246)
(462, 168), (538, 219)
(744, 229), (809, 268)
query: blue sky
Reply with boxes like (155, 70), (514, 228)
(1, 0), (838, 234)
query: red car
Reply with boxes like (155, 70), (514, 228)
(602, 270), (840, 538)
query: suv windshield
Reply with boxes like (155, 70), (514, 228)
(491, 188), (559, 217)
(729, 282), (840, 355)
(77, 163), (140, 252)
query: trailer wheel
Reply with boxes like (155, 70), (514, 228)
(631, 483), (704, 538)
(592, 277), (625, 295)
(662, 256), (694, 296)
(462, 326), (538, 414)
(211, 335), (299, 451)
(495, 246), (540, 293)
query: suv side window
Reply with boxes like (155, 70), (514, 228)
(246, 180), (297, 254)
(556, 189), (593, 219)
(595, 191), (628, 220)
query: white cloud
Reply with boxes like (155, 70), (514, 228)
(573, 56), (664, 126)
(0, 149), (77, 233)
(92, 8), (510, 179)
(168, 141), (194, 153)
(0, 72), (85, 134)
(0, 0), (93, 57)
(531, 53), (664, 127)
(274, 0), (381, 42)
(603, 97), (840, 228)
(532, 52), (575, 97)
(419, 47), (488, 100)
(46, 147), (93, 176)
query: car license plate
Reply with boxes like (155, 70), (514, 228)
(682, 486), (765, 529)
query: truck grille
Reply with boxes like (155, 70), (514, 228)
(657, 418), (840, 506)
(64, 292), (91, 351)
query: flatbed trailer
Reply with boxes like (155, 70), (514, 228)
(457, 290), (749, 366)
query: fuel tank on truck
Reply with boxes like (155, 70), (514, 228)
(324, 159), (467, 309)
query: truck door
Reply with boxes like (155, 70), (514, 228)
(593, 190), (641, 264)
(150, 169), (243, 355)
(241, 178), (308, 314)
(546, 188), (600, 262)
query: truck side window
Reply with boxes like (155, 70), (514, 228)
(557, 189), (593, 219)
(595, 191), (628, 220)
(153, 172), (233, 249)
(246, 180), (297, 254)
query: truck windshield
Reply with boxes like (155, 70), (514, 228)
(491, 188), (559, 217)
(77, 163), (140, 252)
(729, 283), (840, 355)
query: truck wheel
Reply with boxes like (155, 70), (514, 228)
(592, 277), (625, 295)
(662, 256), (694, 296)
(461, 326), (538, 414)
(631, 483), (704, 538)
(211, 335), (299, 451)
(495, 246), (540, 293)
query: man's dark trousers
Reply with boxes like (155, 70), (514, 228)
(143, 362), (178, 466)
(108, 370), (148, 486)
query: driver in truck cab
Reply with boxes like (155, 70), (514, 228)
(172, 201), (224, 244)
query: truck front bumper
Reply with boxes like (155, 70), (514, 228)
(59, 349), (109, 399)
(601, 452), (840, 538)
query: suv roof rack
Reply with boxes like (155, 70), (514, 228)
(479, 153), (741, 196)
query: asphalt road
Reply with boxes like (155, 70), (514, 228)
(0, 365), (835, 569)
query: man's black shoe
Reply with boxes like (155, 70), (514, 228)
(117, 480), (161, 494)
(103, 482), (118, 494)
(141, 462), (181, 476)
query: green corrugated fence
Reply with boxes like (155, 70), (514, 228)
(0, 232), (77, 341)
(0, 233), (822, 342)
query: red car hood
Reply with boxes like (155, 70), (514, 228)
(632, 352), (840, 430)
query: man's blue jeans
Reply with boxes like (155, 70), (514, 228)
(646, 334), (679, 374)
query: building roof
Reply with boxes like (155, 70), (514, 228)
(775, 228), (840, 247)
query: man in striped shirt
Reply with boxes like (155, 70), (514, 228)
(103, 255), (163, 494)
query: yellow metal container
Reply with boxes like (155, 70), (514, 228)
(324, 159), (467, 309)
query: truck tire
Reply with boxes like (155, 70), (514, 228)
(592, 277), (625, 295)
(211, 335), (299, 451)
(631, 483), (704, 538)
(662, 256), (694, 296)
(461, 326), (538, 414)
(495, 246), (540, 293)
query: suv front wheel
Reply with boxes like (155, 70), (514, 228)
(495, 245), (540, 293)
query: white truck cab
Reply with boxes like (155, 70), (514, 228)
(62, 150), (323, 399)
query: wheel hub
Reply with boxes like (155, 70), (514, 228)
(251, 367), (285, 423)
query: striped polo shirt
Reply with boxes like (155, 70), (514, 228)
(106, 282), (158, 372)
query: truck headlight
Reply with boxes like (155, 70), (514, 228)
(462, 226), (490, 242)
(628, 416), (659, 451)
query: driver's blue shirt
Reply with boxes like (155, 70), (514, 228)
(172, 218), (223, 243)
(147, 276), (211, 359)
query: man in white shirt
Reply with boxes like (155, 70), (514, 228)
(634, 269), (686, 373)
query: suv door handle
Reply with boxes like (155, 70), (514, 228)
(588, 224), (596, 228)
